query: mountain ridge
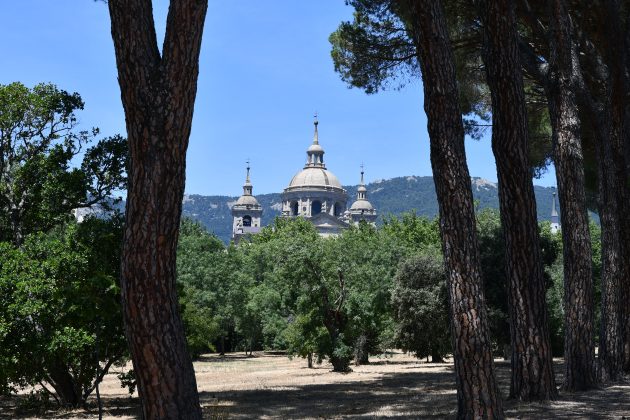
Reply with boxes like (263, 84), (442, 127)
(181, 176), (560, 243)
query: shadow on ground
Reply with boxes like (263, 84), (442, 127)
(2, 359), (629, 419)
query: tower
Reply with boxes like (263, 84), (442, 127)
(282, 116), (349, 236)
(349, 165), (377, 225)
(231, 162), (263, 243)
(550, 191), (560, 234)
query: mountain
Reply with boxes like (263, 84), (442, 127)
(182, 176), (561, 244)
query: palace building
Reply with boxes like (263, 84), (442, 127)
(231, 118), (377, 241)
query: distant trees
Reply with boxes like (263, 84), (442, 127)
(391, 252), (450, 362)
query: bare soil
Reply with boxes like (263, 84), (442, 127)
(2, 351), (629, 419)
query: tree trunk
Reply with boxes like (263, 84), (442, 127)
(401, 1), (504, 418)
(476, 0), (557, 400)
(47, 361), (81, 408)
(430, 348), (445, 363)
(601, 0), (630, 380)
(596, 95), (625, 383)
(354, 334), (369, 365)
(546, 0), (596, 391)
(108, 1), (207, 418)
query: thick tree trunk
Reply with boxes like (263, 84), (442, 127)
(602, 0), (630, 379)
(477, 0), (557, 401)
(596, 96), (626, 383)
(401, 1), (504, 418)
(546, 0), (596, 391)
(108, 1), (207, 418)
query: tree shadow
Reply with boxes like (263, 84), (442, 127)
(199, 370), (459, 419)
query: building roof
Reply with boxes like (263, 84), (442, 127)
(287, 167), (343, 190)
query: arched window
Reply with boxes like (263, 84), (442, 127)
(291, 201), (299, 216)
(243, 215), (252, 227)
(312, 200), (322, 216)
(334, 202), (343, 217)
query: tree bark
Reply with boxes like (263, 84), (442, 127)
(546, 0), (596, 391)
(401, 1), (505, 418)
(476, 0), (557, 401)
(594, 79), (626, 383)
(107, 0), (207, 418)
(601, 0), (630, 379)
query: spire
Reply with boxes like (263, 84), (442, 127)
(550, 190), (560, 233)
(357, 164), (367, 200)
(243, 160), (253, 196)
(305, 114), (325, 169)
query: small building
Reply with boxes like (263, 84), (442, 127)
(550, 191), (560, 234)
(231, 163), (262, 243)
(229, 116), (378, 239)
(348, 166), (377, 225)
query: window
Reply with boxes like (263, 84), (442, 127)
(334, 202), (343, 217)
(312, 200), (322, 216)
(291, 201), (299, 216)
(243, 215), (252, 227)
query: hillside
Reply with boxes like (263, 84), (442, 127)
(182, 176), (561, 243)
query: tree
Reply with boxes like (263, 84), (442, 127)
(176, 219), (225, 357)
(332, 1), (504, 416)
(0, 217), (127, 408)
(391, 252), (450, 362)
(331, 223), (404, 365)
(475, 0), (557, 400)
(258, 218), (354, 372)
(0, 82), (127, 245)
(545, 0), (596, 390)
(107, 0), (208, 417)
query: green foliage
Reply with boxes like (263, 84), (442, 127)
(391, 251), (451, 361)
(381, 212), (440, 251)
(477, 209), (564, 356)
(176, 218), (238, 356)
(0, 216), (127, 407)
(0, 82), (127, 245)
(329, 1), (417, 94)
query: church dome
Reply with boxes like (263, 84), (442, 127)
(350, 199), (374, 211)
(234, 194), (260, 207)
(307, 143), (324, 153)
(287, 167), (343, 190)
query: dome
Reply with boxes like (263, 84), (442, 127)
(350, 199), (374, 211)
(307, 143), (324, 153)
(234, 195), (260, 207)
(287, 167), (343, 190)
(357, 185), (367, 192)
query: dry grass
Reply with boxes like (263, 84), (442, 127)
(2, 352), (629, 419)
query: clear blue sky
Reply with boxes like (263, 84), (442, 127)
(1, 0), (555, 196)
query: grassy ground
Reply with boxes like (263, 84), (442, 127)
(2, 351), (629, 419)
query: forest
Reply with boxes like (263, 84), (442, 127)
(2, 0), (630, 419)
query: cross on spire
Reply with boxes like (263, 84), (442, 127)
(313, 113), (319, 145)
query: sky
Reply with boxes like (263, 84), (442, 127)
(1, 1), (556, 196)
